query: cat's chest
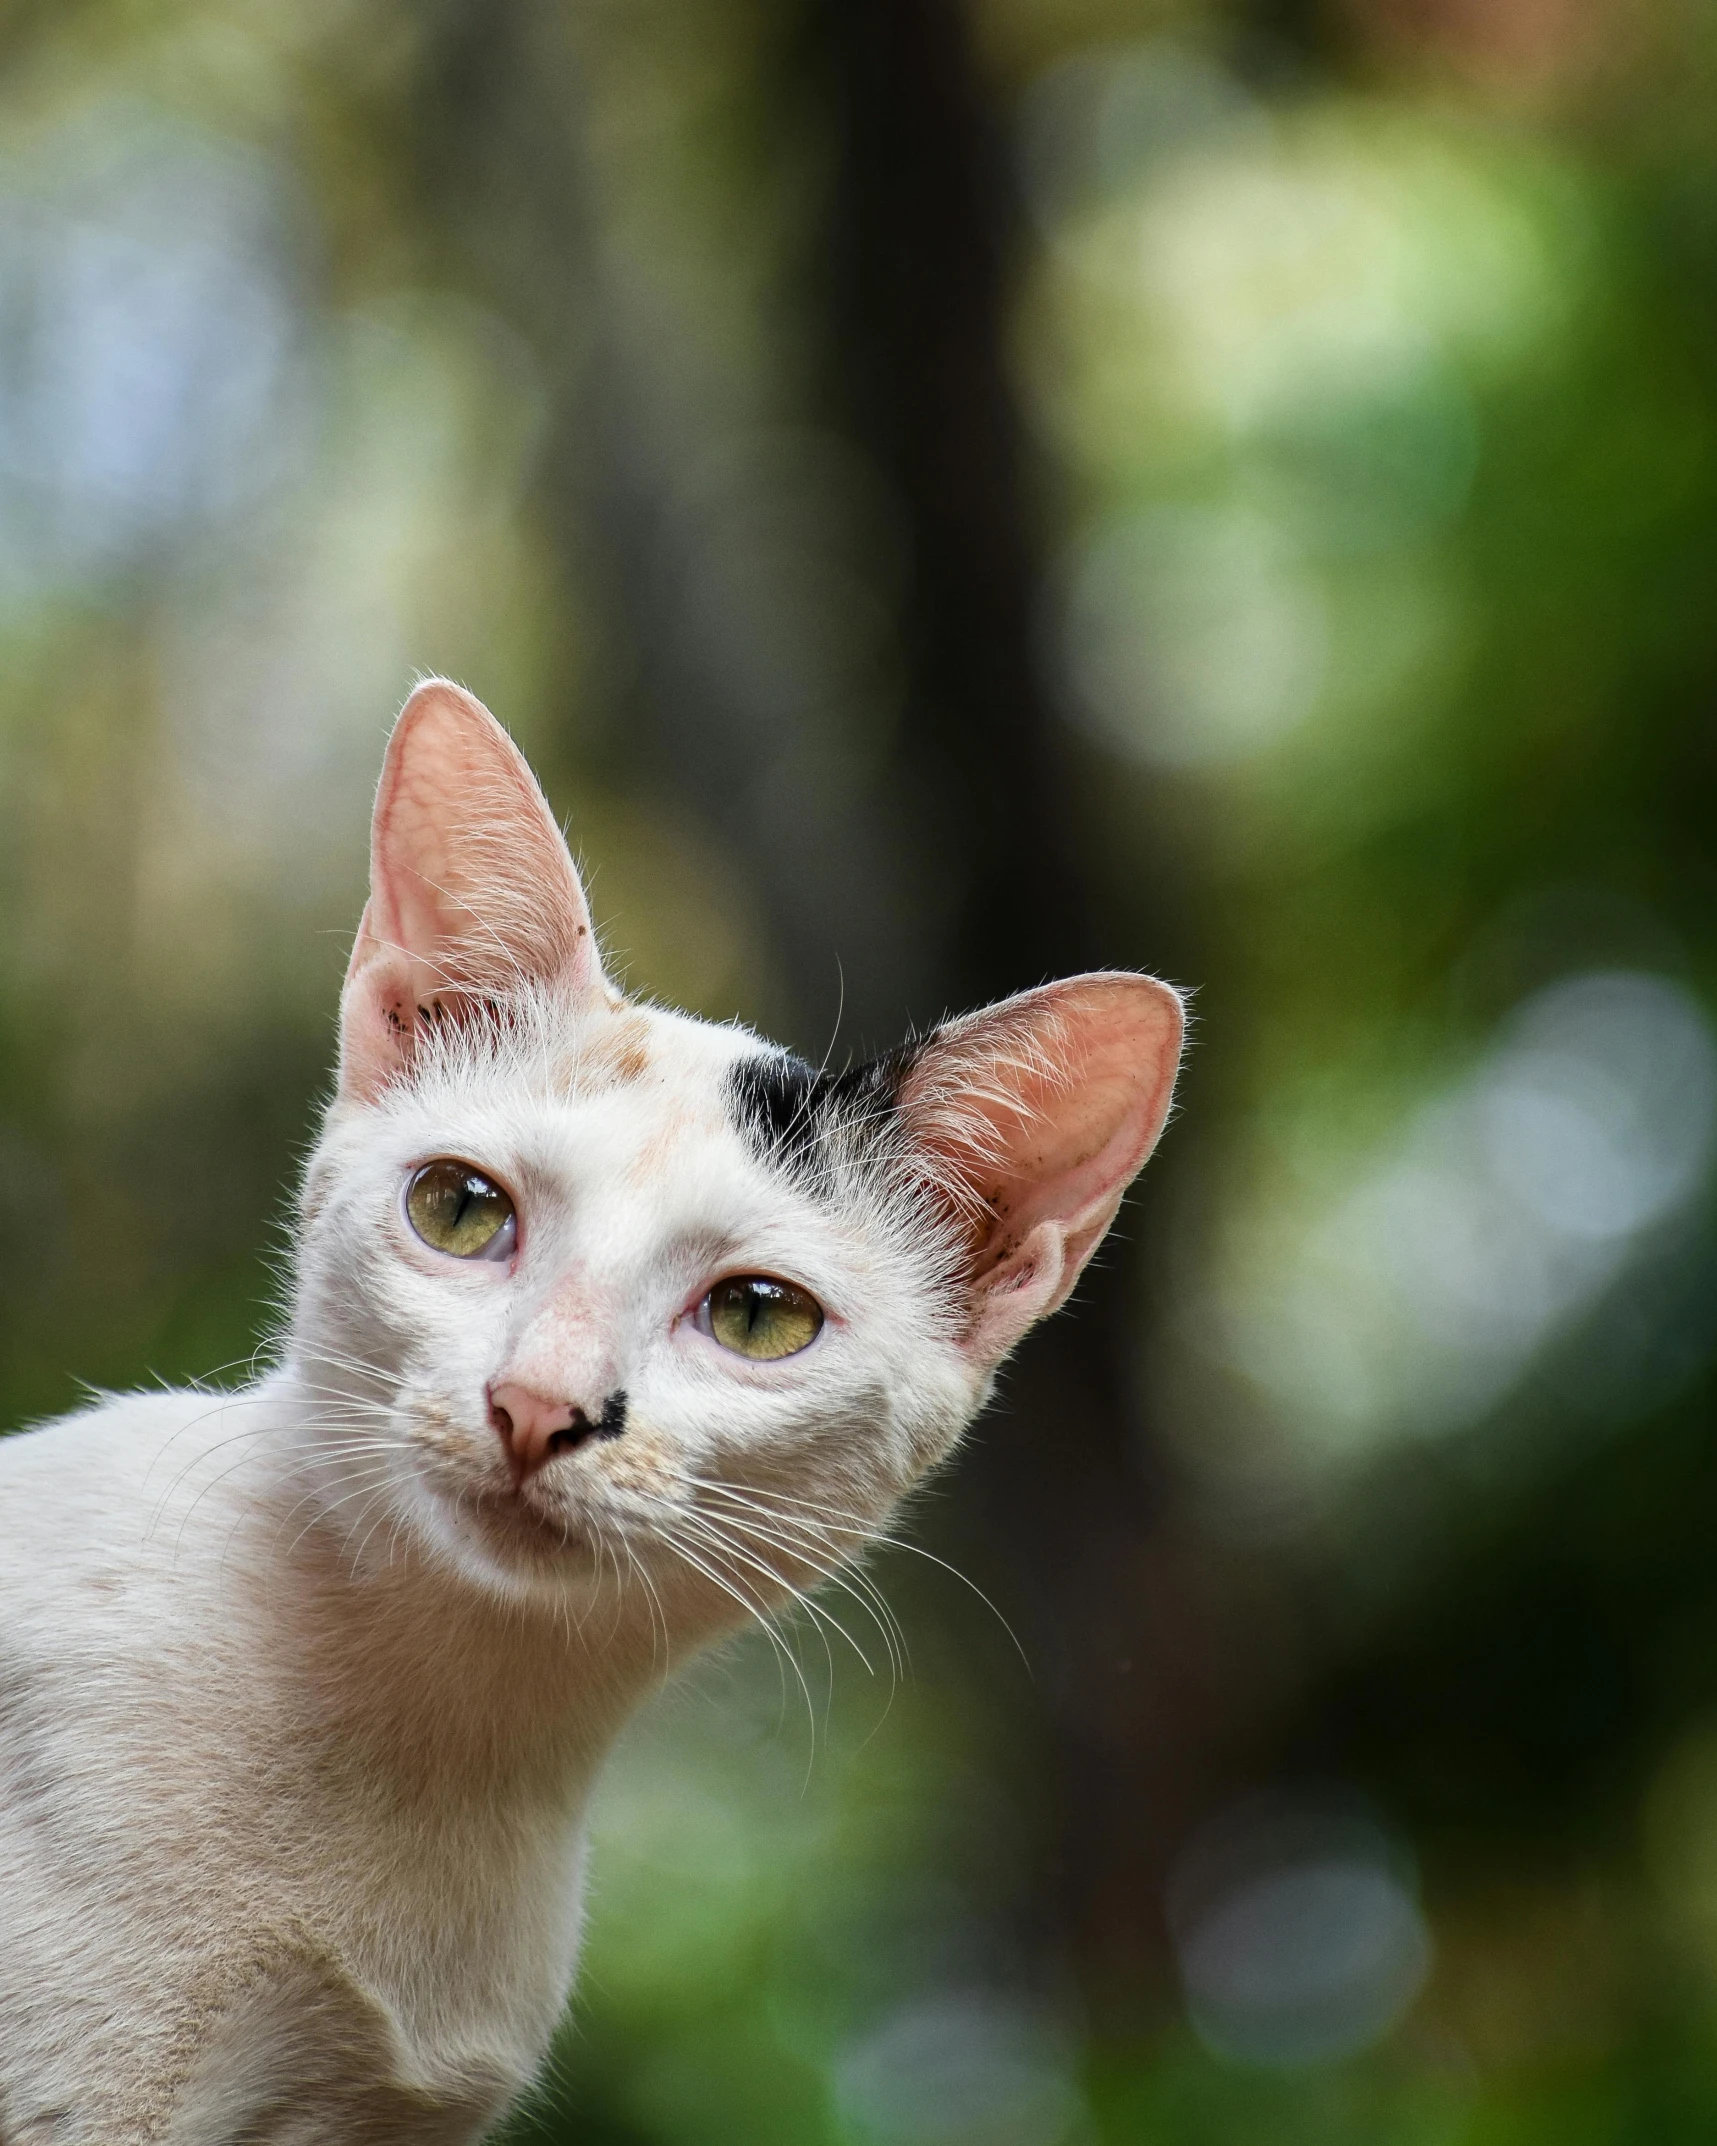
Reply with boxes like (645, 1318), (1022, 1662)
(198, 1562), (590, 2013)
(240, 1661), (594, 2047)
(166, 1706), (588, 2130)
(214, 1748), (590, 2133)
(0, 1438), (595, 2138)
(145, 1946), (502, 2140)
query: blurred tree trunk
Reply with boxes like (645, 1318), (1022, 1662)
(808, 0), (1086, 1006)
(808, 0), (1216, 2009)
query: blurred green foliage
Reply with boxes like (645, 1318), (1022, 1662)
(5, 0), (1717, 2137)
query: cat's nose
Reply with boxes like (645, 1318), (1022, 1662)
(487, 1381), (627, 1482)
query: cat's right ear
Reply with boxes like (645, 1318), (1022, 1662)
(339, 680), (603, 1100)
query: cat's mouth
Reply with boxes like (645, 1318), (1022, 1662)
(403, 1409), (676, 1581)
(465, 1482), (600, 1562)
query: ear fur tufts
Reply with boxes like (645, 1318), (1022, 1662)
(896, 972), (1184, 1365)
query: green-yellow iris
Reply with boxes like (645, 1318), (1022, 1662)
(705, 1276), (823, 1360)
(406, 1161), (516, 1259)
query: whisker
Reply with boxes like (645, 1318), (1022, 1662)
(687, 1475), (1028, 1674)
(680, 1501), (906, 1687)
(651, 1524), (817, 1756)
(674, 1509), (884, 1685)
(280, 1466), (403, 1564)
(674, 1511), (856, 1697)
(622, 1533), (671, 1670)
(682, 1481), (911, 1666)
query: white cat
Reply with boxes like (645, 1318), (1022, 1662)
(0, 682), (1183, 2142)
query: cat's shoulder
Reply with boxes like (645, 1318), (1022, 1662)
(1, 1382), (231, 1482)
(0, 1384), (283, 1593)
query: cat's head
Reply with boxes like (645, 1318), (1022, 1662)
(291, 682), (1183, 1635)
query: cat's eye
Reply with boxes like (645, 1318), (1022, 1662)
(405, 1160), (517, 1262)
(698, 1275), (824, 1361)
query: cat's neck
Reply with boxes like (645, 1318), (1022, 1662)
(254, 1360), (667, 1790)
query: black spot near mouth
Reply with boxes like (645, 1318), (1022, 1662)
(543, 1390), (629, 1458)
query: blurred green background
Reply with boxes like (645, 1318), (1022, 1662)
(3, 0), (1717, 2137)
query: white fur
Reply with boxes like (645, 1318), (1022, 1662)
(0, 991), (983, 2140)
(0, 684), (1181, 2140)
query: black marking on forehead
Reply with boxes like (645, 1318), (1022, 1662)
(727, 1046), (914, 1180)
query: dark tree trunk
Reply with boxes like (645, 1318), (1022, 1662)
(807, 0), (1211, 2007)
(810, 0), (1088, 1009)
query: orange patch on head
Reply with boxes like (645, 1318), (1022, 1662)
(612, 1034), (651, 1084)
(553, 1005), (653, 1096)
(576, 1009), (653, 1092)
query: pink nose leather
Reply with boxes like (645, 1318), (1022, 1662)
(488, 1382), (582, 1483)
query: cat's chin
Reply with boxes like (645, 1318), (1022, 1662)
(403, 1470), (609, 1603)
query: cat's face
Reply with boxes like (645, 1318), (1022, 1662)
(298, 997), (977, 1614)
(289, 683), (1183, 1637)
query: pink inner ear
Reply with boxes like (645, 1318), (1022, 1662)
(899, 973), (1184, 1361)
(339, 680), (601, 1098)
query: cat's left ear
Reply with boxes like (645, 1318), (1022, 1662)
(339, 679), (603, 1099)
(899, 972), (1185, 1368)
